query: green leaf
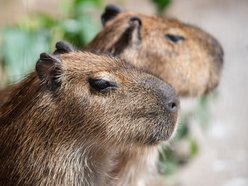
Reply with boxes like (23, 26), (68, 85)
(79, 16), (100, 44)
(190, 138), (199, 158)
(62, 16), (100, 47)
(152, 0), (172, 15)
(71, 0), (102, 18)
(175, 118), (189, 140)
(2, 28), (50, 83)
(194, 96), (210, 128)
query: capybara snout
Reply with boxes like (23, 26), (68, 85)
(117, 74), (179, 145)
(140, 74), (179, 114)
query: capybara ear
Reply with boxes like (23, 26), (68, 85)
(101, 4), (121, 26)
(129, 16), (142, 28)
(36, 53), (62, 91)
(128, 16), (142, 43)
(111, 16), (142, 56)
(53, 41), (75, 55)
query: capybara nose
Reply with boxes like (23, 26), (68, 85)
(211, 36), (224, 68)
(160, 83), (179, 113)
(166, 96), (179, 113)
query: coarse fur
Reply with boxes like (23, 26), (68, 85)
(0, 50), (179, 185)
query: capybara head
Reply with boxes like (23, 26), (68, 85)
(87, 5), (224, 97)
(49, 52), (178, 146)
(2, 42), (178, 148)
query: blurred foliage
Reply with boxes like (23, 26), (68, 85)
(0, 0), (214, 180)
(159, 95), (216, 175)
(152, 0), (172, 15)
(1, 0), (101, 83)
(3, 28), (50, 83)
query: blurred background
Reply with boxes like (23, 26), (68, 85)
(0, 0), (247, 186)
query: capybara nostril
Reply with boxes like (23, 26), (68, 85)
(166, 97), (179, 113)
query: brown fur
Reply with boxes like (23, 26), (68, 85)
(87, 10), (223, 97)
(0, 51), (178, 185)
(0, 86), (12, 107)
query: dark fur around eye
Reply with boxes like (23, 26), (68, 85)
(89, 78), (117, 93)
(165, 34), (185, 43)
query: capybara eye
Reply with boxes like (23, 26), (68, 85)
(165, 34), (185, 44)
(89, 78), (117, 93)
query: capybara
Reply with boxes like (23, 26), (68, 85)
(87, 5), (224, 97)
(0, 45), (179, 185)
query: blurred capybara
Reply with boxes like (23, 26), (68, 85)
(0, 45), (179, 185)
(86, 5), (224, 185)
(87, 5), (224, 97)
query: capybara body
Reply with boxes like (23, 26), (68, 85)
(0, 50), (179, 185)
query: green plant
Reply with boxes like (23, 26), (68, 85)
(158, 95), (216, 175)
(1, 0), (102, 83)
(151, 0), (172, 15)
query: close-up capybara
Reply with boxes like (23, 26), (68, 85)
(0, 43), (179, 185)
